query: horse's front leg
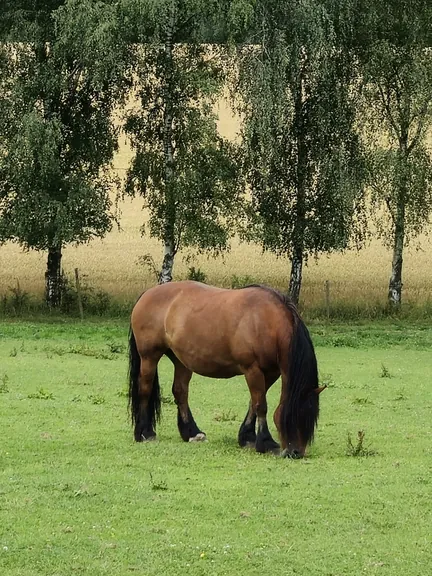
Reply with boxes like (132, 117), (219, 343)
(244, 367), (280, 454)
(172, 359), (206, 442)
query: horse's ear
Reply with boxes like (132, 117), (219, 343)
(315, 385), (327, 395)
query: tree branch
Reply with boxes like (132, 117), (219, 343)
(407, 99), (431, 154)
(377, 82), (401, 140)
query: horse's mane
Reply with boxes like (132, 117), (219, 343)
(242, 284), (320, 446)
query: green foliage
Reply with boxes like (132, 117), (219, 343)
(124, 3), (243, 279)
(380, 363), (392, 379)
(0, 0), (130, 305)
(346, 430), (377, 457)
(87, 394), (106, 405)
(364, 41), (432, 244)
(28, 388), (55, 400)
(214, 409), (238, 422)
(60, 274), (111, 316)
(0, 373), (9, 393)
(149, 472), (168, 492)
(358, 2), (432, 306)
(187, 266), (207, 283)
(230, 274), (254, 289)
(236, 0), (366, 300)
(5, 280), (30, 316)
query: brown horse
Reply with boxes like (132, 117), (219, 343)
(128, 281), (325, 458)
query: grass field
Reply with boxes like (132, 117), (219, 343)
(1, 96), (431, 311)
(1, 319), (431, 575)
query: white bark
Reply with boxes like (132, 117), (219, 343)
(388, 204), (405, 307)
(160, 240), (175, 284)
(159, 8), (176, 284)
(289, 250), (303, 306)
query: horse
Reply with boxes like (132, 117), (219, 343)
(128, 281), (326, 458)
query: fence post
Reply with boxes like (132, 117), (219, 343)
(325, 280), (330, 320)
(74, 268), (84, 321)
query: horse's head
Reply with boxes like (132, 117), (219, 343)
(274, 385), (326, 459)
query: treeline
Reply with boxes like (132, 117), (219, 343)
(1, 1), (431, 309)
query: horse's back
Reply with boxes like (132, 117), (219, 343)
(131, 282), (292, 376)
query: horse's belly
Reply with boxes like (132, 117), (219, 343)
(192, 362), (242, 379)
(170, 345), (242, 379)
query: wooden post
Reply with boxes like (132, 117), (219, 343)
(325, 280), (330, 320)
(74, 268), (84, 320)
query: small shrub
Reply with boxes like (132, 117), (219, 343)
(60, 274), (112, 316)
(8, 280), (30, 316)
(214, 409), (238, 422)
(380, 363), (392, 378)
(187, 266), (207, 283)
(352, 397), (373, 406)
(87, 394), (106, 405)
(346, 430), (377, 457)
(108, 342), (125, 354)
(161, 394), (175, 405)
(28, 388), (55, 400)
(69, 344), (114, 360)
(149, 472), (168, 491)
(230, 275), (255, 289)
(9, 347), (18, 357)
(0, 374), (9, 394)
(137, 253), (160, 282)
(43, 345), (66, 356)
(320, 373), (335, 388)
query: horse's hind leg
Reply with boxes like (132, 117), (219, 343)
(171, 359), (206, 442)
(134, 357), (160, 442)
(244, 367), (279, 454)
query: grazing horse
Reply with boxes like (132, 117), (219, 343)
(128, 281), (325, 458)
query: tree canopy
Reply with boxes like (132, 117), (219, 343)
(236, 0), (366, 303)
(0, 0), (130, 305)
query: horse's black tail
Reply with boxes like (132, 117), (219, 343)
(280, 305), (320, 448)
(128, 326), (161, 434)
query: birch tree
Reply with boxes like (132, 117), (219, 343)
(236, 0), (365, 304)
(361, 2), (432, 307)
(124, 0), (242, 283)
(0, 0), (129, 306)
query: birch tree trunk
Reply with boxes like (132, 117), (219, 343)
(388, 143), (408, 307)
(388, 204), (405, 307)
(289, 56), (306, 306)
(45, 245), (62, 308)
(289, 246), (303, 306)
(159, 8), (176, 284)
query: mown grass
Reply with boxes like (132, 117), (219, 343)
(1, 320), (431, 575)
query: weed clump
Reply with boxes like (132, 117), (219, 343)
(346, 430), (377, 457)
(380, 363), (392, 378)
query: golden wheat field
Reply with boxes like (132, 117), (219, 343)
(1, 97), (431, 309)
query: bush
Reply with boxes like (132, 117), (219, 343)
(230, 274), (255, 289)
(187, 266), (207, 283)
(60, 273), (111, 316)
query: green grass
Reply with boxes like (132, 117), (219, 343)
(1, 320), (431, 575)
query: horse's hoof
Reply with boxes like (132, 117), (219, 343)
(188, 433), (207, 442)
(141, 434), (157, 442)
(243, 441), (256, 449)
